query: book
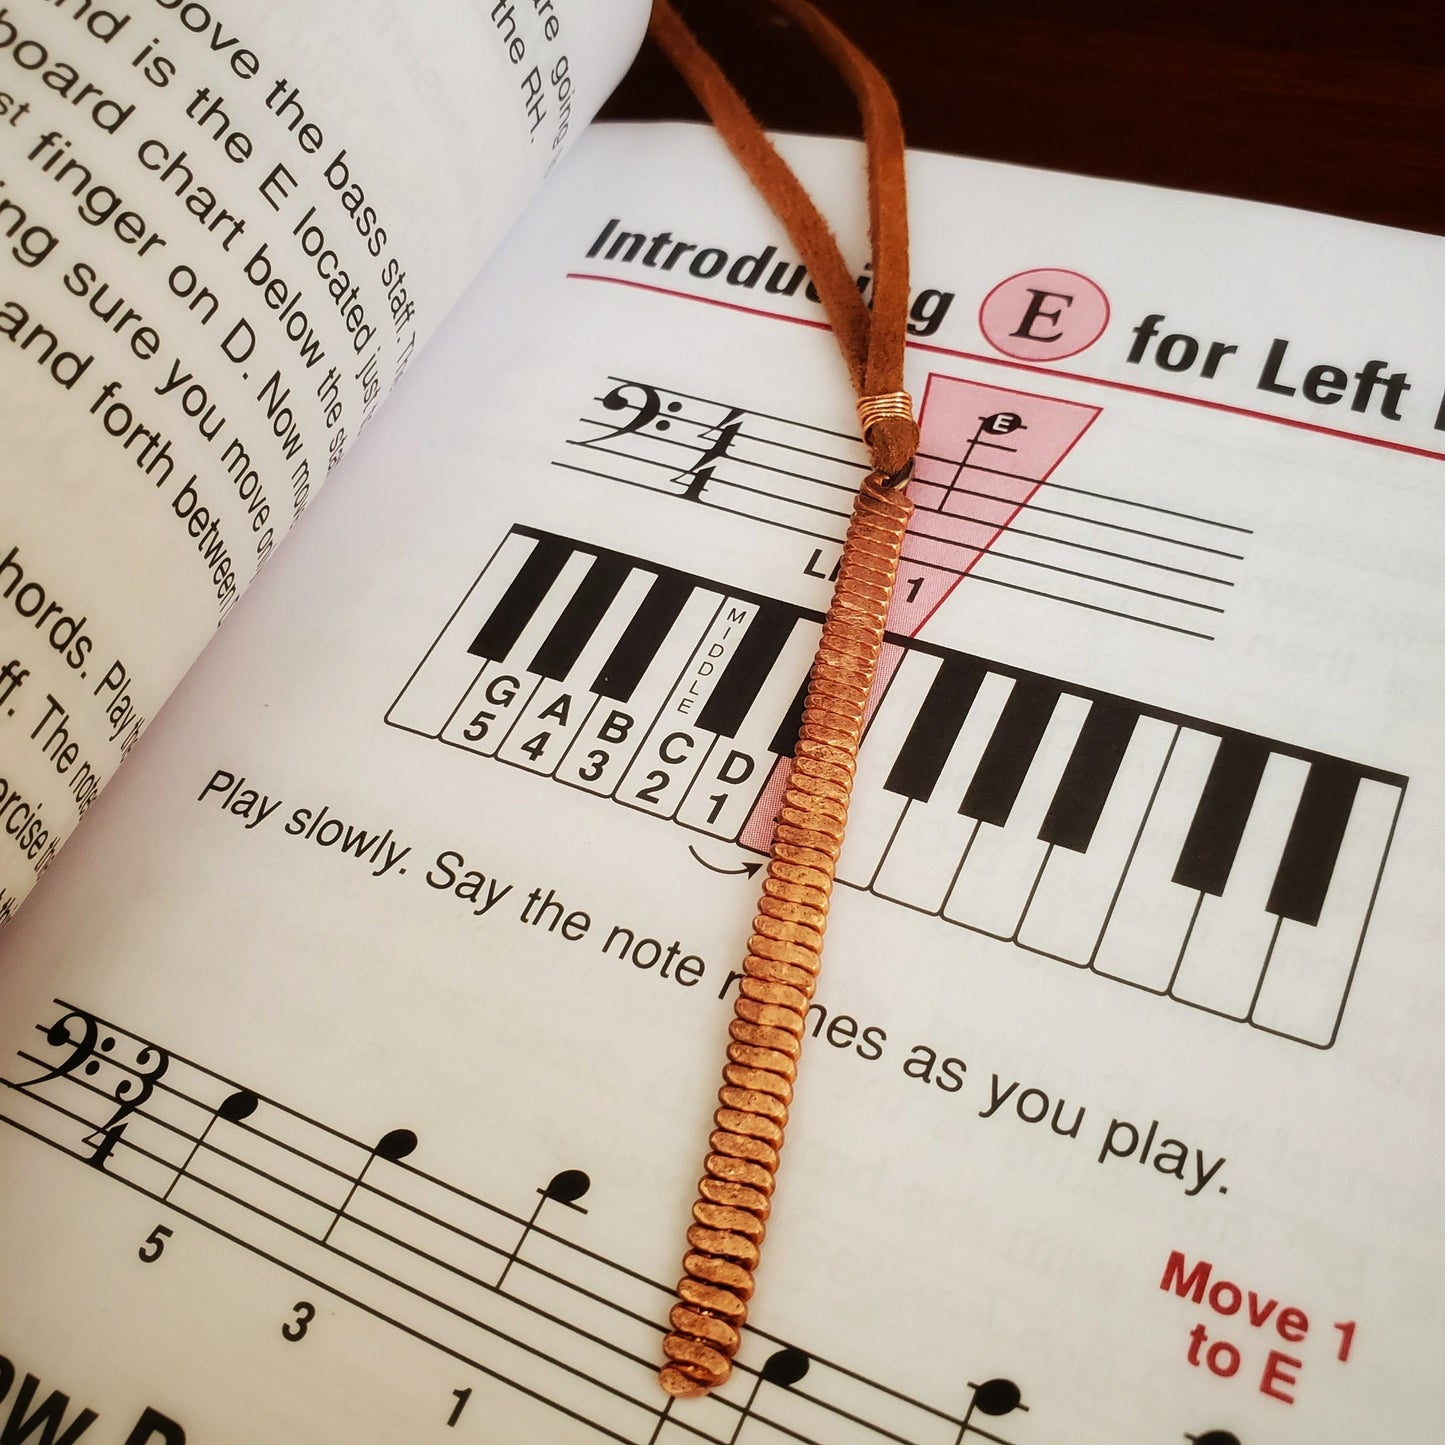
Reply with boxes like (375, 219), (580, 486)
(3, 5), (1444, 1443)
(0, 0), (649, 911)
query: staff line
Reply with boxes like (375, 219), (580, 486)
(552, 462), (1226, 618)
(903, 517), (1236, 587)
(0, 1112), (705, 1445)
(0, 1091), (711, 1416)
(33, 997), (988, 1425)
(572, 432), (1237, 583)
(574, 419), (1248, 554)
(582, 403), (871, 480)
(4, 1104), (1011, 1445)
(7, 1063), (671, 1356)
(1, 1108), (935, 1445)
(570, 430), (864, 497)
(587, 379), (1255, 533)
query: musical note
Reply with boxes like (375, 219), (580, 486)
(760, 1347), (810, 1387)
(934, 409), (1032, 518)
(971, 1378), (1023, 1416)
(7, 1003), (1093, 1445)
(722, 1346), (810, 1445)
(220, 1088), (262, 1123)
(953, 1377), (1027, 1443)
(495, 1167), (591, 1290)
(161, 1087), (258, 1202)
(320, 1126), (419, 1245)
(543, 1168), (591, 1205)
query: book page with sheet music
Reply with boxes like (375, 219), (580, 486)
(2, 123), (1443, 1445)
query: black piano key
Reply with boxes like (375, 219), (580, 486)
(768, 680), (809, 758)
(528, 554), (628, 680)
(959, 681), (1059, 826)
(697, 604), (794, 737)
(1172, 734), (1269, 895)
(1266, 760), (1361, 926)
(468, 536), (571, 661)
(590, 571), (692, 702)
(1037, 699), (1139, 853)
(768, 676), (814, 757)
(883, 656), (987, 802)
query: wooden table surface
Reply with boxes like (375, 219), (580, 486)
(604, 1), (1445, 237)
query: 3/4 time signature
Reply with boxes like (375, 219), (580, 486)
(2, 1001), (1246, 1445)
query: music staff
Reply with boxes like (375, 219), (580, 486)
(561, 374), (1248, 639)
(8, 999), (1062, 1445)
(2, 1001), (1279, 1443)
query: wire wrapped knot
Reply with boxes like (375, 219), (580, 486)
(856, 390), (918, 486)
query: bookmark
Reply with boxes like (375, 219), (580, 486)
(649, 0), (920, 1398)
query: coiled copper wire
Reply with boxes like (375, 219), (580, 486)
(659, 472), (915, 1398)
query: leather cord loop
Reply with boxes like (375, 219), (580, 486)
(648, 0), (918, 480)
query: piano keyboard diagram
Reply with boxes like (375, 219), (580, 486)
(2, 1000), (1249, 1445)
(556, 372), (1251, 641)
(387, 526), (1405, 1051)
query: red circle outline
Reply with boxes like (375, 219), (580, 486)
(978, 267), (1111, 361)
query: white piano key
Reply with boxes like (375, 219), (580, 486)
(495, 568), (657, 775)
(438, 550), (597, 758)
(1250, 778), (1402, 1046)
(730, 640), (895, 857)
(677, 617), (820, 839)
(1169, 752), (1312, 1018)
(554, 587), (723, 795)
(1016, 716), (1177, 965)
(615, 598), (759, 816)
(942, 693), (1092, 936)
(833, 651), (945, 888)
(385, 531), (536, 736)
(872, 673), (1015, 911)
(1093, 728), (1221, 990)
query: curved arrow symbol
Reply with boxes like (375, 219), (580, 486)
(688, 845), (762, 878)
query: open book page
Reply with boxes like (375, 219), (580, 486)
(0, 0), (648, 917)
(2, 121), (1444, 1443)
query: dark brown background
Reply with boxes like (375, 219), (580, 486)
(604, 1), (1445, 237)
